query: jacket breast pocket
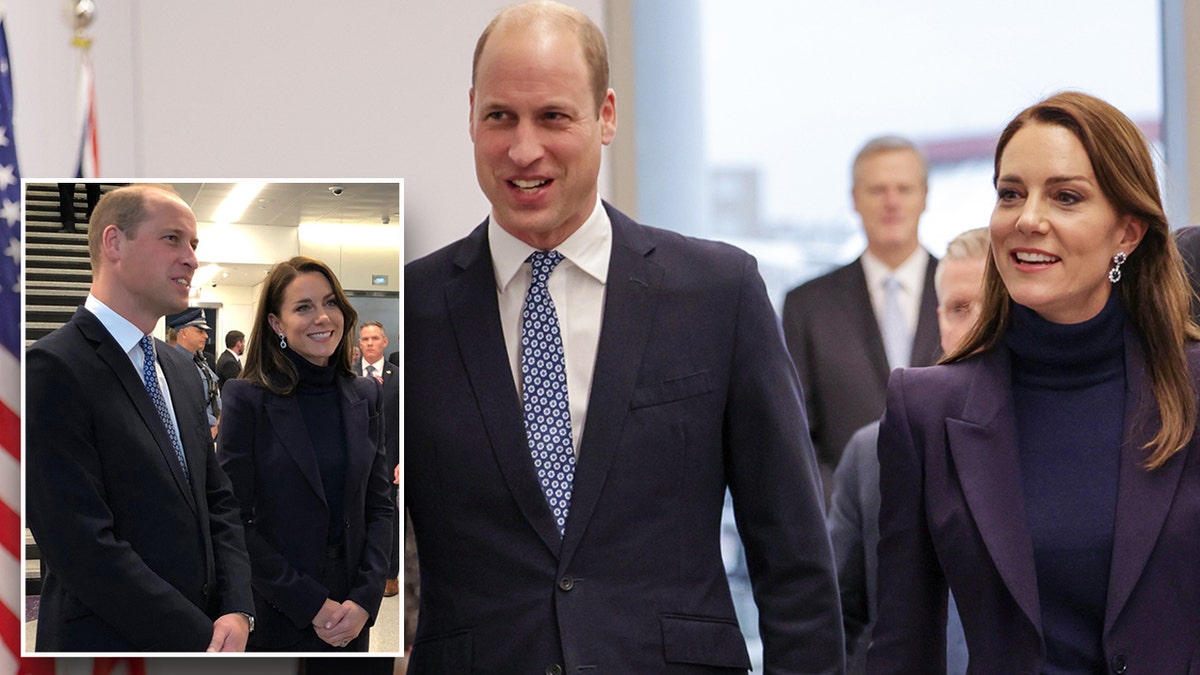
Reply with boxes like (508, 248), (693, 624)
(660, 614), (751, 668)
(631, 371), (713, 410)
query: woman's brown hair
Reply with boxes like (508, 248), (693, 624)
(944, 91), (1199, 469)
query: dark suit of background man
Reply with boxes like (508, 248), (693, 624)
(26, 184), (254, 652)
(355, 320), (401, 599)
(216, 329), (245, 392)
(405, 3), (841, 673)
(782, 136), (940, 502)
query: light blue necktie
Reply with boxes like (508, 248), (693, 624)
(139, 335), (190, 482)
(521, 251), (575, 537)
(880, 275), (911, 369)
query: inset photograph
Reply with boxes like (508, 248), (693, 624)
(22, 181), (402, 657)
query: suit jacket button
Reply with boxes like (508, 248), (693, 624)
(1110, 654), (1127, 674)
(345, 518), (352, 530)
(545, 665), (563, 675)
(557, 576), (574, 591)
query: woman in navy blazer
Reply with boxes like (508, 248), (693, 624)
(217, 256), (392, 652)
(869, 92), (1200, 674)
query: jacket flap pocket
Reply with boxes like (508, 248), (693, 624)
(661, 613), (750, 668)
(410, 629), (472, 674)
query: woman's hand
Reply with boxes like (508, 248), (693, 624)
(314, 599), (370, 648)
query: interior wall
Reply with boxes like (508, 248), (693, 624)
(6, 0), (605, 264)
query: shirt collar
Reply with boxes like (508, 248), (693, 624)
(861, 247), (928, 292)
(84, 293), (150, 354)
(489, 196), (612, 293)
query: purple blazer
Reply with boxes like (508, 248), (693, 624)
(868, 333), (1200, 674)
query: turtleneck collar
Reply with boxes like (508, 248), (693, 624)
(1005, 291), (1125, 390)
(283, 345), (339, 392)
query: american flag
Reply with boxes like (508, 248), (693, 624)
(0, 14), (22, 675)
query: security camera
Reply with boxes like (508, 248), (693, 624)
(329, 186), (345, 196)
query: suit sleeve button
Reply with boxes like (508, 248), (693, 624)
(1110, 654), (1127, 674)
(545, 665), (563, 675)
(558, 576), (574, 591)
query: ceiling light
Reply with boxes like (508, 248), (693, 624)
(212, 182), (267, 225)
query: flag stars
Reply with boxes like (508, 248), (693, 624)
(0, 127), (8, 148)
(0, 200), (17, 228)
(0, 164), (14, 190)
(4, 236), (18, 267)
(0, 199), (15, 228)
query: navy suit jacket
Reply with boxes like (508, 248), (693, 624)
(869, 335), (1200, 674)
(405, 203), (842, 674)
(217, 375), (392, 649)
(26, 307), (253, 651)
(782, 256), (940, 492)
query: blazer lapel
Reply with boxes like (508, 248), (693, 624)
(265, 394), (328, 506)
(76, 311), (197, 510)
(446, 224), (563, 556)
(946, 348), (1042, 636)
(559, 206), (662, 566)
(338, 377), (372, 507)
(1104, 332), (1188, 633)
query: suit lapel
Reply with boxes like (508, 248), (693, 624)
(75, 310), (197, 511)
(911, 255), (942, 366)
(1104, 332), (1188, 633)
(946, 348), (1042, 636)
(338, 377), (372, 508)
(265, 393), (328, 505)
(446, 224), (564, 556)
(559, 207), (662, 566)
(847, 259), (892, 389)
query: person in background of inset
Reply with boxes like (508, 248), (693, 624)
(218, 255), (393, 652)
(168, 307), (221, 438)
(830, 226), (989, 674)
(869, 91), (1200, 673)
(58, 182), (102, 233)
(217, 329), (246, 392)
(356, 321), (401, 598)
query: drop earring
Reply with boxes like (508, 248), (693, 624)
(1108, 251), (1127, 284)
(278, 332), (288, 349)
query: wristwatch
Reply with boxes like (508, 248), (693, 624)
(237, 612), (255, 633)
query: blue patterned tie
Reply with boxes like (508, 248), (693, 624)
(880, 275), (911, 369)
(139, 336), (190, 482)
(521, 251), (575, 537)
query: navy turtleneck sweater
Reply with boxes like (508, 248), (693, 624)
(1005, 293), (1124, 674)
(285, 348), (347, 546)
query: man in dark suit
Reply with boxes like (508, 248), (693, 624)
(356, 320), (401, 598)
(216, 329), (244, 392)
(405, 3), (840, 673)
(26, 184), (254, 652)
(782, 136), (940, 501)
(828, 227), (988, 674)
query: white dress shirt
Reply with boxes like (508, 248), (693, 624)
(860, 248), (929, 339)
(361, 357), (386, 378)
(490, 197), (611, 456)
